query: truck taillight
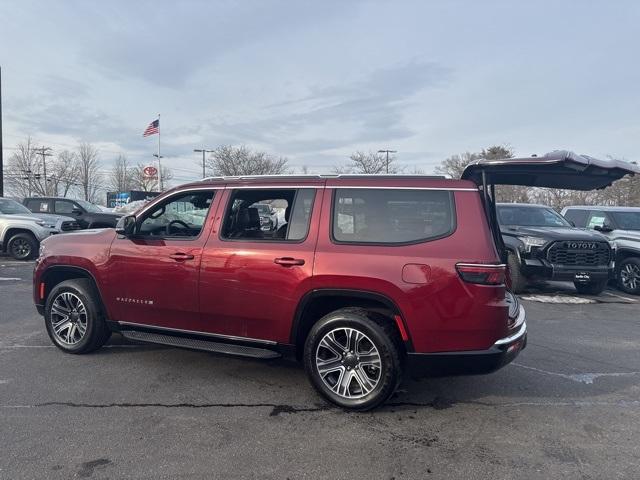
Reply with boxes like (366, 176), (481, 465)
(456, 263), (506, 285)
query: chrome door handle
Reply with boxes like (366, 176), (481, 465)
(169, 253), (194, 261)
(274, 257), (305, 267)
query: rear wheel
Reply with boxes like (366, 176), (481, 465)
(7, 233), (38, 260)
(303, 308), (403, 411)
(574, 279), (607, 295)
(44, 279), (111, 354)
(617, 258), (640, 295)
(507, 252), (528, 293)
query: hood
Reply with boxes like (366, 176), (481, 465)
(0, 214), (43, 223)
(501, 225), (608, 242)
(29, 213), (76, 223)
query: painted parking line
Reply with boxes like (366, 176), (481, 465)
(603, 290), (639, 303)
(0, 278), (22, 281)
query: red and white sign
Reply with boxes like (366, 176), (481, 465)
(143, 166), (158, 178)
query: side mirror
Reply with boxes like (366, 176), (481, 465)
(115, 215), (136, 236)
(72, 207), (83, 215)
(594, 224), (613, 233)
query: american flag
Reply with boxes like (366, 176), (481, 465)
(143, 119), (159, 137)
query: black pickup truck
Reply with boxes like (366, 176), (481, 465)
(497, 203), (612, 294)
(23, 197), (121, 229)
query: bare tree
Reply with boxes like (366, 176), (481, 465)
(334, 151), (402, 174)
(434, 151), (479, 179)
(4, 137), (47, 197)
(205, 145), (289, 176)
(108, 154), (136, 192)
(47, 150), (80, 197)
(131, 164), (174, 192)
(77, 143), (102, 202)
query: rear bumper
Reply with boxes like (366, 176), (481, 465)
(407, 306), (527, 377)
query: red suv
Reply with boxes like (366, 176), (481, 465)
(33, 152), (637, 410)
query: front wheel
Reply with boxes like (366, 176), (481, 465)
(303, 308), (403, 411)
(617, 258), (640, 295)
(44, 279), (111, 354)
(7, 233), (38, 260)
(574, 279), (608, 295)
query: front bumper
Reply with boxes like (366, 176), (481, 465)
(520, 257), (611, 282)
(407, 305), (527, 377)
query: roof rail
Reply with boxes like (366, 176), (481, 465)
(199, 173), (446, 182)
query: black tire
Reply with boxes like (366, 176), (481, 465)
(617, 258), (640, 295)
(574, 279), (608, 295)
(7, 233), (38, 260)
(303, 307), (403, 411)
(507, 252), (528, 294)
(44, 279), (111, 354)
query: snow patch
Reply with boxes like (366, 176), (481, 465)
(519, 294), (595, 304)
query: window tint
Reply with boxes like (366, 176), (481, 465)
(611, 211), (640, 231)
(138, 191), (214, 237)
(221, 189), (314, 241)
(563, 209), (588, 227)
(332, 189), (455, 244)
(587, 211), (611, 229)
(55, 200), (75, 214)
(497, 206), (570, 227)
(0, 198), (31, 215)
(26, 200), (50, 213)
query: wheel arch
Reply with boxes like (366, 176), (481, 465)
(40, 266), (107, 316)
(290, 289), (410, 359)
(615, 248), (640, 264)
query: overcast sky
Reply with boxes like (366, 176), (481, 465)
(1, 0), (638, 184)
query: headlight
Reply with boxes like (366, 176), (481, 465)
(518, 236), (546, 252)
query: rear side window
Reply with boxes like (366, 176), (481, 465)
(221, 188), (315, 242)
(26, 199), (50, 213)
(332, 189), (455, 244)
(563, 209), (589, 227)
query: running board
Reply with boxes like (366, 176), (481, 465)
(121, 330), (281, 359)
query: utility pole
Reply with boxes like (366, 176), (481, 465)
(377, 149), (397, 174)
(0, 66), (4, 197)
(194, 148), (214, 178)
(33, 146), (53, 195)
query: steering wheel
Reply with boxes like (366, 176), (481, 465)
(166, 220), (190, 235)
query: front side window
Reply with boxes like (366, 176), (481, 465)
(332, 189), (455, 244)
(55, 200), (75, 214)
(586, 211), (612, 229)
(137, 191), (214, 238)
(221, 189), (315, 241)
(497, 206), (570, 228)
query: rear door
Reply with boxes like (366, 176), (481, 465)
(199, 182), (323, 342)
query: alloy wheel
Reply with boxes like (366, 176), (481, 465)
(620, 263), (640, 291)
(315, 327), (382, 399)
(10, 238), (31, 259)
(50, 292), (88, 346)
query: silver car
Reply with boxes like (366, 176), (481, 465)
(0, 198), (80, 260)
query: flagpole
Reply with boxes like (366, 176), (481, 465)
(157, 113), (162, 191)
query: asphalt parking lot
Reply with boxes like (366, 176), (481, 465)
(1, 260), (639, 479)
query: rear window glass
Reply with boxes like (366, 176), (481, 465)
(332, 189), (455, 244)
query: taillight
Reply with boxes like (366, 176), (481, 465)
(456, 263), (506, 285)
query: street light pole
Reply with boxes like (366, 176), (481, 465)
(194, 148), (214, 178)
(0, 66), (4, 197)
(377, 149), (397, 174)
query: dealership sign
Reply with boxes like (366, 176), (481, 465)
(143, 166), (158, 178)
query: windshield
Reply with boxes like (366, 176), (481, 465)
(611, 211), (640, 231)
(497, 205), (571, 228)
(76, 199), (103, 213)
(0, 198), (32, 215)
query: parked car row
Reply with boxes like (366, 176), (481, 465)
(497, 202), (640, 295)
(0, 196), (121, 260)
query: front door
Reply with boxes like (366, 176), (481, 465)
(107, 188), (219, 332)
(199, 186), (322, 342)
